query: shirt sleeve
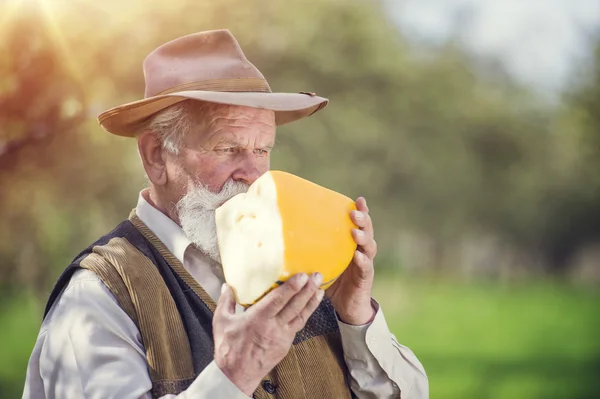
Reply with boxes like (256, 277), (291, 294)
(38, 269), (249, 399)
(336, 299), (429, 399)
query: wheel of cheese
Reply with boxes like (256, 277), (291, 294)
(215, 170), (358, 306)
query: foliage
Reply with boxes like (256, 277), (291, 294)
(2, 0), (600, 289)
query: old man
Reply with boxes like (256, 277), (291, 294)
(23, 29), (428, 398)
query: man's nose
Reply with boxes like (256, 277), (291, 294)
(231, 153), (264, 185)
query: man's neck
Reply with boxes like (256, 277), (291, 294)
(144, 188), (182, 226)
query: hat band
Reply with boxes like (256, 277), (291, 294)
(155, 78), (271, 96)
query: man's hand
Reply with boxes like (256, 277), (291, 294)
(213, 273), (324, 396)
(326, 197), (377, 326)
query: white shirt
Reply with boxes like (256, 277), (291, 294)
(22, 190), (428, 398)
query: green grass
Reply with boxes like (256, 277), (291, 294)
(2, 276), (599, 398)
(0, 292), (43, 398)
(372, 276), (600, 399)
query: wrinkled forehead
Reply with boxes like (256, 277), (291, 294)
(190, 103), (276, 146)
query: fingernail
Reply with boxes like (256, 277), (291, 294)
(313, 273), (323, 286)
(221, 283), (227, 294)
(297, 273), (309, 285)
(353, 211), (364, 220)
(354, 229), (364, 238)
(316, 289), (325, 301)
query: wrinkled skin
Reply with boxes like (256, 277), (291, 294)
(137, 103), (276, 224)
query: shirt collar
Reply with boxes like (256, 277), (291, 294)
(135, 189), (191, 265)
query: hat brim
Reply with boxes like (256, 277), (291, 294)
(97, 90), (328, 137)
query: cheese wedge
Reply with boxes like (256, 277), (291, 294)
(215, 170), (358, 306)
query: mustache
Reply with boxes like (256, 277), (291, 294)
(176, 179), (250, 213)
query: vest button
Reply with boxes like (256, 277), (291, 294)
(263, 380), (276, 394)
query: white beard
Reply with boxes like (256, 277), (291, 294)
(176, 179), (250, 263)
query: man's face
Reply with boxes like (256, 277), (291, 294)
(169, 104), (276, 195)
(165, 104), (276, 261)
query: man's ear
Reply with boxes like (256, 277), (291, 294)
(138, 130), (168, 186)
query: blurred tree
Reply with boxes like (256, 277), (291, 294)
(1, 0), (599, 297)
(0, 4), (144, 297)
(538, 35), (600, 275)
(0, 8), (86, 295)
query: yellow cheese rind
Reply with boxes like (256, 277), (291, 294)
(216, 170), (358, 306)
(272, 170), (357, 292)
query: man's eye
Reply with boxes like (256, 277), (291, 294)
(254, 148), (270, 155)
(217, 147), (236, 153)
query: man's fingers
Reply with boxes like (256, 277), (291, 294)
(289, 289), (325, 331)
(252, 273), (309, 318)
(352, 250), (374, 277)
(351, 201), (374, 238)
(356, 197), (369, 213)
(351, 210), (373, 232)
(276, 273), (322, 325)
(214, 283), (236, 325)
(351, 197), (376, 260)
(351, 211), (375, 252)
(352, 228), (377, 259)
(351, 228), (371, 245)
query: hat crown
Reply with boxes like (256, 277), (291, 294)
(97, 29), (328, 137)
(142, 29), (270, 98)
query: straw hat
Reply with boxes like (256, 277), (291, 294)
(97, 29), (329, 137)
